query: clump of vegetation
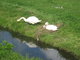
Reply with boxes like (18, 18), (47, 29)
(0, 41), (40, 60)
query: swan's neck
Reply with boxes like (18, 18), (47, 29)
(17, 17), (27, 21)
(21, 17), (27, 21)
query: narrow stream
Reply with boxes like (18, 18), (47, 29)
(0, 30), (78, 60)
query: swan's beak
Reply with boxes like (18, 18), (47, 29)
(45, 22), (49, 25)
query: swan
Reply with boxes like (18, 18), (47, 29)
(43, 22), (58, 31)
(36, 22), (63, 41)
(35, 22), (58, 41)
(17, 16), (41, 24)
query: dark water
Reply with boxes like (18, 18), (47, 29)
(0, 30), (78, 60)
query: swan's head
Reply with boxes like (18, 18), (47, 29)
(45, 22), (49, 25)
(43, 22), (48, 28)
(17, 19), (20, 22)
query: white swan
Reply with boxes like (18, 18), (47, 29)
(43, 22), (58, 31)
(36, 22), (63, 41)
(17, 16), (41, 24)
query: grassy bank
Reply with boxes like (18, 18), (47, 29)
(0, 0), (80, 59)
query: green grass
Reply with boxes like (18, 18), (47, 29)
(0, 41), (40, 60)
(0, 0), (80, 59)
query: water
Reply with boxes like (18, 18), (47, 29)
(0, 30), (78, 60)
